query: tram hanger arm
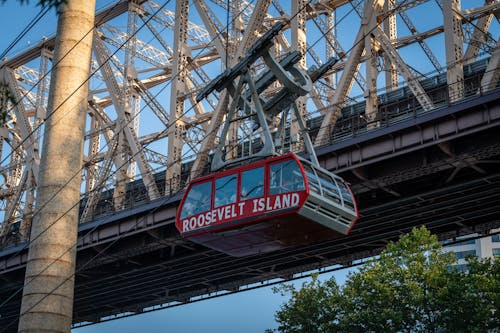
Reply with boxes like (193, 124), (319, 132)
(262, 56), (340, 117)
(240, 51), (302, 112)
(196, 22), (286, 102)
(308, 56), (340, 83)
(251, 51), (302, 96)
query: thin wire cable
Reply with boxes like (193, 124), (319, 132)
(0, 71), (251, 329)
(3, 0), (320, 268)
(3, 0), (237, 240)
(0, 5), (51, 60)
(17, 0), (494, 294)
(2, 0), (355, 270)
(0, 0), (259, 267)
(1, 0), (397, 274)
(0, 0), (185, 312)
(1, 0), (425, 328)
(0, 0), (314, 325)
(451, 5), (497, 57)
(0, 4), (124, 246)
(0, 0), (125, 169)
(0, 0), (261, 318)
(0, 0), (184, 278)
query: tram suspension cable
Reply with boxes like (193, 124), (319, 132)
(1, 0), (427, 329)
(0, 0), (394, 272)
(0, 0), (268, 325)
(0, 0), (411, 267)
(0, 5), (51, 60)
(0, 0), (261, 263)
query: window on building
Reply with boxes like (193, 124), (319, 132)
(455, 250), (476, 260)
(215, 174), (238, 207)
(491, 235), (500, 242)
(455, 239), (476, 246)
(443, 238), (476, 246)
(492, 248), (500, 258)
(241, 167), (264, 200)
(449, 264), (469, 273)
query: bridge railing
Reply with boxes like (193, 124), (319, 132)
(1, 62), (498, 248)
(319, 68), (495, 144)
(82, 68), (497, 224)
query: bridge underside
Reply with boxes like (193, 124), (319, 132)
(0, 94), (499, 330)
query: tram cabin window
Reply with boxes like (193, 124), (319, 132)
(181, 182), (212, 218)
(215, 174), (238, 207)
(241, 167), (264, 200)
(270, 160), (305, 195)
(337, 180), (355, 210)
(316, 170), (341, 204)
(302, 163), (320, 194)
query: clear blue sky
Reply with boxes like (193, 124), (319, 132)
(72, 271), (352, 333)
(0, 2), (353, 332)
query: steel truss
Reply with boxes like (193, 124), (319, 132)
(0, 0), (499, 244)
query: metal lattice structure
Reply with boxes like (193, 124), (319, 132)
(0, 0), (499, 245)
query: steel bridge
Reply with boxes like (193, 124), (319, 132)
(0, 0), (499, 331)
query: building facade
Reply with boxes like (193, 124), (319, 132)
(444, 228), (500, 271)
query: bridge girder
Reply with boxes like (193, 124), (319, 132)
(0, 0), (498, 247)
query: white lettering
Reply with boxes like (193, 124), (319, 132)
(273, 196), (282, 210)
(266, 197), (273, 211)
(182, 192), (303, 233)
(282, 194), (290, 208)
(238, 202), (245, 215)
(189, 217), (197, 230)
(216, 207), (224, 221)
(252, 199), (259, 213)
(197, 214), (205, 227)
(258, 198), (265, 211)
(224, 205), (231, 219)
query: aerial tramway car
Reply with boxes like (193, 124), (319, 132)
(175, 22), (358, 256)
(176, 153), (358, 256)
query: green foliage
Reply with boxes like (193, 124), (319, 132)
(269, 274), (345, 333)
(440, 256), (500, 332)
(269, 227), (500, 333)
(341, 227), (457, 333)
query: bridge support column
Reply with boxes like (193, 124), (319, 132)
(18, 1), (95, 333)
(291, 0), (307, 152)
(166, 0), (189, 194)
(443, 0), (464, 102)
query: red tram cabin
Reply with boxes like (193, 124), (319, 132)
(175, 153), (358, 256)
